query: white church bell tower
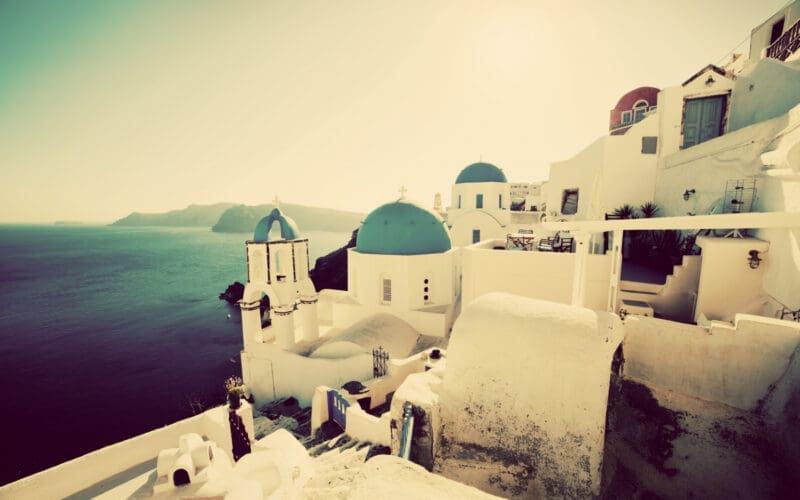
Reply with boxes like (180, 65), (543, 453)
(239, 204), (319, 350)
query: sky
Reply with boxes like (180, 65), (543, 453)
(0, 0), (791, 223)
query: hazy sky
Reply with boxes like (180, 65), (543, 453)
(0, 0), (789, 223)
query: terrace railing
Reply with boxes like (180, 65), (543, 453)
(767, 19), (800, 61)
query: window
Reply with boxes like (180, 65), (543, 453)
(633, 100), (648, 122)
(476, 193), (483, 209)
(423, 277), (431, 304)
(499, 194), (503, 209)
(562, 189), (579, 215)
(472, 229), (481, 243)
(381, 278), (392, 304)
(641, 136), (658, 154)
(458, 195), (461, 209)
(770, 18), (785, 45)
(621, 111), (632, 124)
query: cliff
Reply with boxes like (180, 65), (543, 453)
(309, 229), (358, 291)
(111, 203), (235, 227)
(212, 203), (363, 234)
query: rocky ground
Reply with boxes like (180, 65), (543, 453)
(602, 376), (799, 499)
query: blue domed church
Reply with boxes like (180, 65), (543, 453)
(446, 162), (514, 247)
(336, 198), (460, 337)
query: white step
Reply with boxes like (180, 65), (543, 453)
(620, 299), (654, 317)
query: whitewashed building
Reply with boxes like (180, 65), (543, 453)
(446, 162), (545, 247)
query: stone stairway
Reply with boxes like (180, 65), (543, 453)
(302, 436), (377, 499)
(618, 256), (699, 318)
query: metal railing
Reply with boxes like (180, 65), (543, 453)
(767, 18), (800, 61)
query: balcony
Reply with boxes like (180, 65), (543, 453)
(766, 18), (800, 61)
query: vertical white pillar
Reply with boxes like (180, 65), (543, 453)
(607, 230), (624, 313)
(570, 231), (590, 307)
(271, 306), (296, 350)
(239, 299), (262, 348)
(298, 296), (319, 342)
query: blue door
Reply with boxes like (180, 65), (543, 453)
(682, 95), (725, 148)
(327, 390), (350, 429)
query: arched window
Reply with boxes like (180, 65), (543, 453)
(633, 100), (649, 122)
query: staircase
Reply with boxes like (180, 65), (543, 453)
(303, 435), (382, 499)
(618, 256), (701, 321)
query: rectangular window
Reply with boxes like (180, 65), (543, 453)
(499, 194), (503, 208)
(458, 195), (461, 209)
(634, 107), (647, 122)
(476, 193), (483, 209)
(472, 229), (481, 244)
(562, 189), (579, 215)
(641, 136), (658, 154)
(621, 111), (632, 124)
(382, 278), (392, 303)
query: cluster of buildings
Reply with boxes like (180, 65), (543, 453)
(4, 2), (800, 498)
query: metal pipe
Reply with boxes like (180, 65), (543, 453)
(398, 402), (414, 460)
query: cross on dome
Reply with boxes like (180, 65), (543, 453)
(273, 195), (281, 209)
(399, 185), (408, 199)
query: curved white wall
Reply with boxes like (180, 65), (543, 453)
(436, 293), (623, 497)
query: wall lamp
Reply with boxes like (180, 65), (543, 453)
(748, 250), (762, 269)
(683, 189), (696, 201)
(705, 75), (716, 85)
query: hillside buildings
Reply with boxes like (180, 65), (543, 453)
(4, 2), (800, 499)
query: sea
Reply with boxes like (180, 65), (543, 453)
(0, 225), (350, 486)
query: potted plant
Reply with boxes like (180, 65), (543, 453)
(225, 376), (244, 410)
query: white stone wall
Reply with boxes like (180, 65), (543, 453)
(461, 240), (611, 311)
(546, 115), (658, 221)
(694, 236), (771, 322)
(729, 59), (800, 132)
(241, 342), (372, 406)
(447, 210), (509, 247)
(436, 294), (623, 498)
(654, 112), (784, 218)
(623, 313), (800, 410)
(347, 248), (457, 311)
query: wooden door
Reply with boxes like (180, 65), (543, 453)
(682, 95), (725, 148)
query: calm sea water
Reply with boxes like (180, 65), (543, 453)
(0, 225), (350, 485)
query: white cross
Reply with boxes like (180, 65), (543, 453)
(399, 186), (408, 199)
(272, 195), (281, 208)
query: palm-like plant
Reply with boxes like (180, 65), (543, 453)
(640, 202), (660, 218)
(612, 204), (638, 219)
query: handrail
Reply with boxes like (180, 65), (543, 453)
(398, 402), (414, 460)
(767, 18), (800, 61)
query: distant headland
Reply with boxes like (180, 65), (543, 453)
(111, 202), (364, 233)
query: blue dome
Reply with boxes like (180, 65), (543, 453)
(253, 208), (300, 242)
(356, 200), (451, 255)
(455, 162), (507, 184)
